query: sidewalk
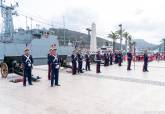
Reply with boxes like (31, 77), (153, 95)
(0, 61), (165, 114)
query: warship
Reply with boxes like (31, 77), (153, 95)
(0, 0), (74, 63)
(0, 0), (74, 78)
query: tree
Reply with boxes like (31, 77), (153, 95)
(115, 29), (125, 50)
(128, 35), (132, 51)
(123, 32), (129, 53)
(108, 31), (119, 52)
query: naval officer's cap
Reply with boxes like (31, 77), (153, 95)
(51, 47), (57, 51)
(24, 48), (29, 52)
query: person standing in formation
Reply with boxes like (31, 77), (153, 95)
(77, 50), (83, 73)
(127, 50), (132, 70)
(143, 50), (149, 72)
(96, 51), (101, 73)
(104, 51), (109, 66)
(109, 50), (113, 65)
(71, 50), (77, 75)
(85, 50), (91, 71)
(22, 48), (33, 86)
(47, 49), (52, 80)
(50, 47), (60, 87)
(118, 51), (123, 66)
(103, 52), (107, 66)
(114, 51), (118, 64)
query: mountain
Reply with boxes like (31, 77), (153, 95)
(134, 39), (157, 50)
(49, 28), (122, 49)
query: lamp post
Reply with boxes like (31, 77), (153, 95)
(119, 24), (123, 50)
(86, 28), (92, 49)
(86, 28), (92, 39)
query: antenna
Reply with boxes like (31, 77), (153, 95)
(0, 0), (19, 43)
(0, 0), (4, 17)
(63, 16), (66, 46)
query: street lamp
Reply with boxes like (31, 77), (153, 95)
(119, 24), (122, 50)
(86, 28), (92, 48)
(86, 28), (92, 38)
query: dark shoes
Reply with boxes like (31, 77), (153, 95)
(143, 70), (149, 72)
(51, 84), (61, 87)
(55, 84), (61, 86)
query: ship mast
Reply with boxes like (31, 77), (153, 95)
(0, 0), (18, 43)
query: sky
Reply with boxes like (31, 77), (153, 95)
(1, 0), (165, 44)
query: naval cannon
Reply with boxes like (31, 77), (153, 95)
(0, 56), (40, 81)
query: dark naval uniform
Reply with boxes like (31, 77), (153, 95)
(127, 52), (132, 70)
(104, 53), (109, 66)
(71, 53), (77, 75)
(77, 53), (83, 73)
(118, 52), (123, 66)
(22, 54), (33, 86)
(50, 55), (60, 86)
(85, 53), (91, 71)
(109, 52), (113, 65)
(143, 53), (149, 72)
(47, 53), (52, 80)
(114, 52), (118, 64)
(96, 53), (101, 73)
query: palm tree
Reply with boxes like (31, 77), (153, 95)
(123, 32), (129, 53)
(115, 29), (125, 50)
(108, 31), (119, 52)
(128, 35), (132, 51)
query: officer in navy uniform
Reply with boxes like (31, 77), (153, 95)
(118, 51), (123, 66)
(77, 50), (83, 73)
(22, 48), (33, 86)
(109, 50), (113, 65)
(47, 49), (52, 80)
(103, 52), (107, 66)
(104, 51), (109, 66)
(50, 47), (60, 87)
(96, 51), (101, 73)
(127, 50), (132, 70)
(114, 51), (118, 64)
(85, 50), (91, 71)
(143, 50), (149, 72)
(71, 50), (77, 75)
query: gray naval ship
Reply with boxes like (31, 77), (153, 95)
(0, 0), (74, 65)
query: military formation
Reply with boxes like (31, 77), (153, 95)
(22, 47), (149, 87)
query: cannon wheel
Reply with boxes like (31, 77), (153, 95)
(1, 63), (8, 78)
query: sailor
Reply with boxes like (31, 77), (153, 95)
(106, 51), (109, 66)
(85, 50), (91, 71)
(47, 49), (52, 80)
(104, 51), (109, 66)
(127, 50), (133, 70)
(22, 48), (33, 86)
(143, 50), (149, 72)
(109, 50), (113, 65)
(71, 50), (77, 75)
(118, 50), (123, 66)
(114, 51), (118, 64)
(50, 47), (60, 87)
(103, 52), (107, 66)
(96, 50), (101, 73)
(77, 49), (83, 73)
